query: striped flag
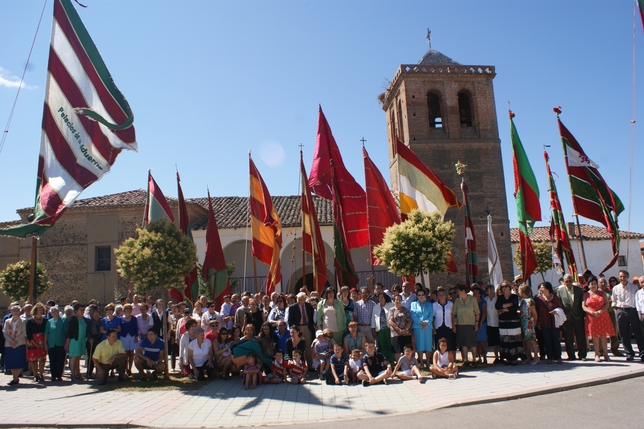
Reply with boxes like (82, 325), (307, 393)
(249, 156), (282, 295)
(396, 138), (461, 217)
(556, 110), (623, 273)
(308, 106), (368, 249)
(203, 190), (231, 309)
(363, 147), (401, 264)
(510, 111), (541, 281)
(300, 152), (328, 295)
(0, 0), (137, 238)
(395, 138), (461, 273)
(461, 177), (479, 285)
(486, 214), (503, 287)
(177, 172), (199, 305)
(144, 171), (174, 224)
(544, 150), (577, 279)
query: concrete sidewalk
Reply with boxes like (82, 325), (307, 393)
(1, 351), (643, 428)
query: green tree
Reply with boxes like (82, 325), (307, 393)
(0, 260), (52, 302)
(514, 240), (553, 281)
(373, 210), (455, 277)
(115, 218), (197, 294)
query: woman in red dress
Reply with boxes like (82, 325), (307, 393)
(582, 278), (614, 362)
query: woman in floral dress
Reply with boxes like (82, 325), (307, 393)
(519, 284), (539, 365)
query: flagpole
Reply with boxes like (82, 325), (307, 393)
(299, 148), (307, 293)
(573, 215), (588, 272)
(555, 109), (588, 272)
(142, 170), (151, 227)
(362, 139), (376, 292)
(28, 236), (38, 303)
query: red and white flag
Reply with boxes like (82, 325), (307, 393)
(1, 0), (136, 238)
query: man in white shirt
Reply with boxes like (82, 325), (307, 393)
(635, 276), (644, 339)
(612, 270), (644, 361)
(400, 282), (417, 310)
(201, 301), (221, 332)
(220, 295), (234, 331)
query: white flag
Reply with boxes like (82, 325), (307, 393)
(487, 215), (503, 287)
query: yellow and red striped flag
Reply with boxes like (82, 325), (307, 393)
(249, 155), (282, 294)
(300, 152), (328, 295)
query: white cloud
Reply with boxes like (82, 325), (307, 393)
(0, 66), (35, 90)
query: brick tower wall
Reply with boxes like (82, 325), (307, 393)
(383, 65), (514, 288)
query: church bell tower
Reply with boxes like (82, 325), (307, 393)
(381, 41), (514, 286)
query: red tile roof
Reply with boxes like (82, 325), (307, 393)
(510, 225), (644, 243)
(14, 190), (334, 230)
(189, 195), (333, 229)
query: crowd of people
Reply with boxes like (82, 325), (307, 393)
(2, 269), (644, 388)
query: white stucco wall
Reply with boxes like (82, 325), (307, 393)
(192, 224), (394, 294)
(511, 237), (644, 291)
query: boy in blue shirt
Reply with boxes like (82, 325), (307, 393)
(134, 328), (165, 380)
(324, 343), (349, 385)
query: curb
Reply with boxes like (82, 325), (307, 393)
(439, 367), (644, 410)
(2, 367), (643, 428)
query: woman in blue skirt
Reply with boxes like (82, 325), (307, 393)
(410, 288), (433, 370)
(3, 304), (26, 385)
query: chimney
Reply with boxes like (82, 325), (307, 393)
(567, 222), (576, 237)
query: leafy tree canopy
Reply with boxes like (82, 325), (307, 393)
(373, 210), (455, 277)
(0, 260), (52, 302)
(514, 240), (553, 280)
(115, 218), (197, 294)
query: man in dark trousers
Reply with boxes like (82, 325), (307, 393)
(287, 292), (315, 369)
(556, 274), (587, 360)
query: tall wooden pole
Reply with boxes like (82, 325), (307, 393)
(28, 236), (38, 304)
(162, 297), (169, 380)
(252, 256), (259, 294)
(574, 215), (588, 272)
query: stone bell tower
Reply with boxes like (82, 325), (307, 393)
(380, 44), (514, 287)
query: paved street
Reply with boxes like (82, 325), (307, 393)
(1, 350), (643, 428)
(270, 376), (644, 429)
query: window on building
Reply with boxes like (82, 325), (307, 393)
(390, 110), (396, 154)
(427, 92), (442, 129)
(458, 91), (474, 127)
(617, 255), (627, 267)
(96, 246), (111, 271)
(397, 100), (406, 142)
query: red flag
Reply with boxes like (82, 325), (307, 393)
(249, 156), (282, 295)
(308, 106), (368, 248)
(544, 151), (577, 279)
(300, 153), (328, 295)
(202, 190), (231, 309)
(144, 171), (174, 224)
(363, 147), (401, 264)
(557, 113), (623, 273)
(461, 178), (479, 285)
(176, 172), (198, 305)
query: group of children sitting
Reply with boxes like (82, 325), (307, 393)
(244, 332), (458, 390)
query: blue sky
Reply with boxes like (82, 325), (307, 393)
(1, 0), (642, 238)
